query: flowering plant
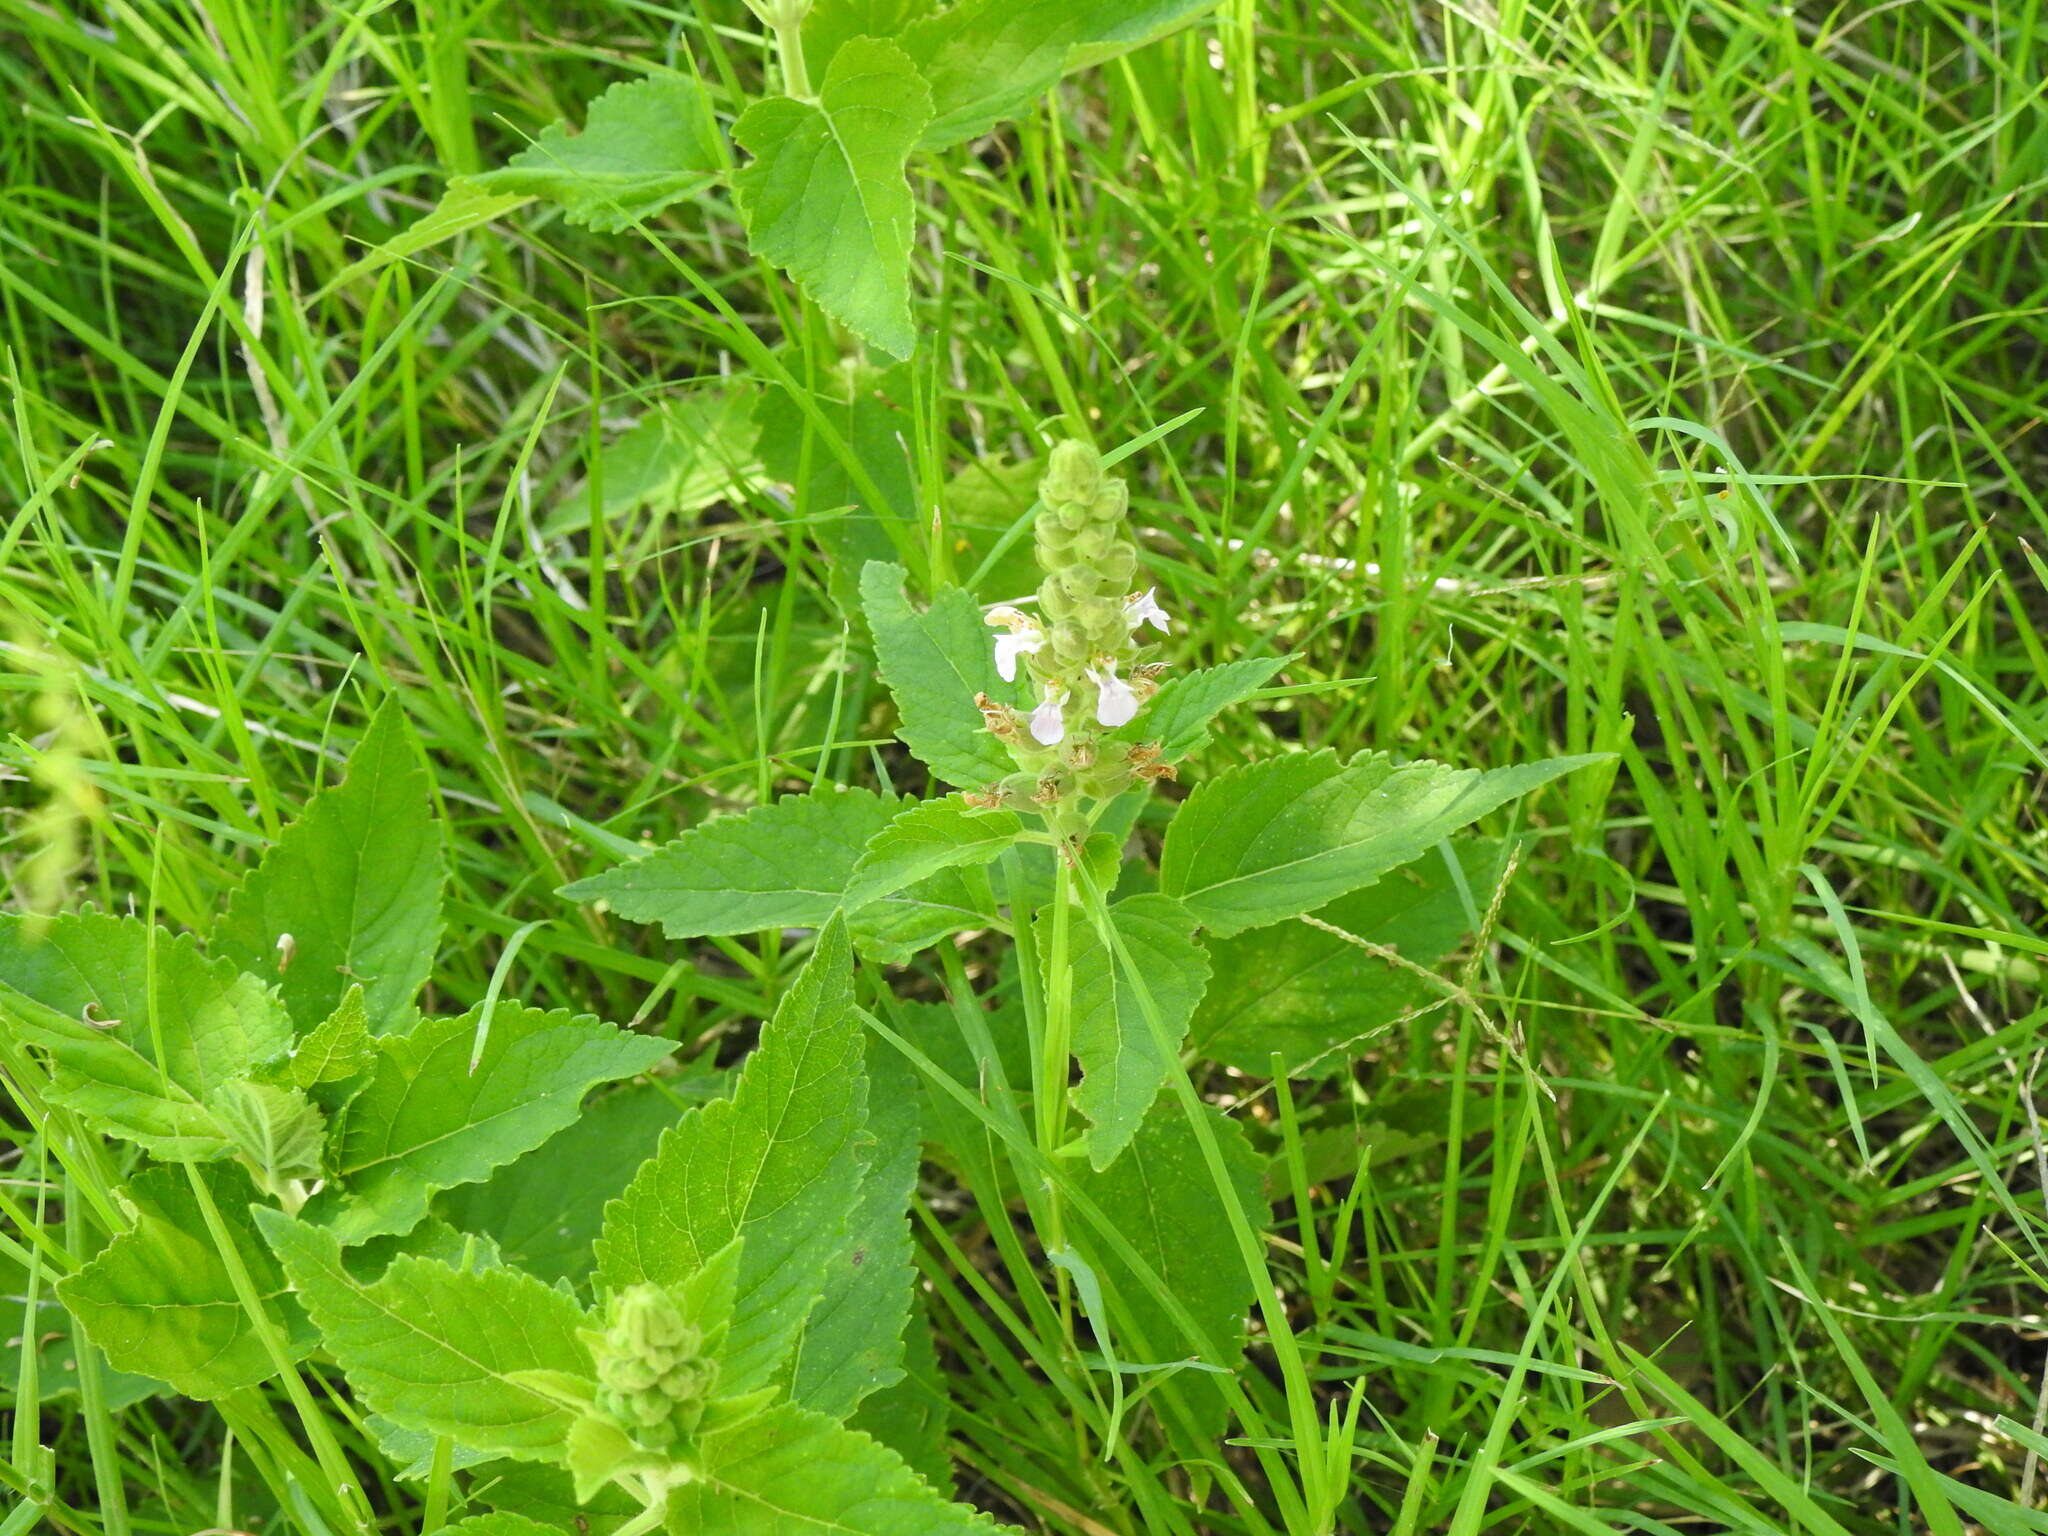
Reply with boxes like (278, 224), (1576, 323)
(0, 430), (1600, 1535)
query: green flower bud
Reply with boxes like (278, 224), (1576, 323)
(1100, 541), (1137, 585)
(1054, 499), (1092, 532)
(1072, 523), (1115, 562)
(1051, 621), (1091, 661)
(1076, 595), (1119, 634)
(1089, 479), (1128, 524)
(1060, 566), (1105, 600)
(1042, 440), (1103, 506)
(1039, 577), (1076, 622)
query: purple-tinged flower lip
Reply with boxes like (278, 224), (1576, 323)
(1029, 684), (1068, 745)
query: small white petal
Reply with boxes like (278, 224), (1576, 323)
(1125, 587), (1171, 634)
(1089, 662), (1140, 728)
(1029, 691), (1067, 745)
(993, 630), (1044, 683)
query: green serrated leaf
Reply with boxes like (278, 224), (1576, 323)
(468, 1460), (640, 1530)
(0, 912), (290, 1159)
(666, 1401), (1006, 1533)
(802, 0), (930, 82)
(733, 39), (933, 358)
(355, 1216), (506, 1277)
(207, 1078), (326, 1187)
(215, 697), (447, 1035)
(365, 1413), (496, 1481)
(1071, 1099), (1264, 1436)
(847, 1297), (952, 1491)
(1065, 894), (1210, 1170)
(0, 1243), (163, 1411)
(844, 798), (1020, 912)
(898, 0), (1222, 148)
(259, 1209), (594, 1459)
(60, 1164), (313, 1399)
(859, 562), (1013, 790)
(791, 1048), (920, 1417)
(846, 861), (995, 964)
(436, 1515), (569, 1536)
(307, 1003), (673, 1244)
(566, 1410), (662, 1504)
(1194, 840), (1506, 1075)
(468, 75), (724, 232)
(562, 788), (897, 938)
(283, 983), (374, 1089)
(1126, 656), (1287, 762)
(595, 918), (867, 1395)
(1159, 750), (1604, 937)
(440, 1075), (726, 1290)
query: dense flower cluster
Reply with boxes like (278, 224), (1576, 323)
(971, 440), (1175, 815)
(590, 1283), (720, 1451)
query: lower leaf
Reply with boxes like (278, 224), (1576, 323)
(258, 1209), (595, 1461)
(665, 1402), (1005, 1534)
(60, 1163), (313, 1399)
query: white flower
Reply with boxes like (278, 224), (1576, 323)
(1087, 659), (1139, 728)
(1029, 684), (1067, 745)
(985, 604), (1046, 683)
(1124, 587), (1171, 634)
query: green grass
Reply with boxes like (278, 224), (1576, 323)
(4, 0), (2048, 1530)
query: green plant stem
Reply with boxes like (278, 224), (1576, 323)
(1069, 860), (1331, 1534)
(1036, 854), (1076, 1162)
(771, 7), (812, 101)
(612, 1491), (670, 1536)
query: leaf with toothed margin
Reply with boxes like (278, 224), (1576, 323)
(804, 0), (1226, 150)
(304, 1003), (672, 1245)
(733, 39), (933, 358)
(860, 561), (1014, 791)
(1193, 840), (1508, 1076)
(789, 1048), (922, 1417)
(666, 1401), (1006, 1533)
(562, 787), (1002, 961)
(345, 75), (727, 285)
(258, 1209), (594, 1460)
(467, 76), (724, 232)
(1062, 894), (1210, 1170)
(1159, 749), (1606, 937)
(0, 911), (290, 1160)
(562, 789), (898, 938)
(60, 1163), (315, 1400)
(594, 918), (869, 1397)
(1119, 656), (1289, 763)
(215, 697), (447, 1035)
(843, 798), (1021, 913)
